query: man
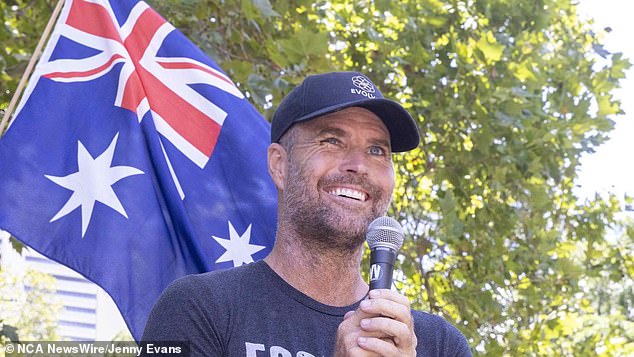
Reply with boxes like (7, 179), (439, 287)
(142, 71), (472, 356)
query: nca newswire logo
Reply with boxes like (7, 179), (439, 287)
(2, 341), (189, 356)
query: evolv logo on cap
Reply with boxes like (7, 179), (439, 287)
(351, 75), (376, 99)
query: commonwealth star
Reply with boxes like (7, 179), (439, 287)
(45, 133), (144, 237)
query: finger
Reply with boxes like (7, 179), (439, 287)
(357, 336), (400, 357)
(368, 289), (410, 307)
(360, 317), (413, 346)
(336, 314), (396, 356)
(359, 297), (411, 323)
(343, 308), (378, 326)
(343, 310), (356, 320)
(340, 315), (394, 340)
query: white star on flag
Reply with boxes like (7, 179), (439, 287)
(212, 221), (265, 267)
(45, 133), (144, 238)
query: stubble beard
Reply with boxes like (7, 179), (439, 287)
(282, 158), (391, 255)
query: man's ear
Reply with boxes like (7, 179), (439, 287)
(267, 143), (287, 190)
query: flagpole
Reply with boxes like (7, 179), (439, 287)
(0, 0), (65, 135)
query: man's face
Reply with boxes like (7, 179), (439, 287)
(279, 107), (395, 252)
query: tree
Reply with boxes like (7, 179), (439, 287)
(0, 268), (62, 342)
(0, 0), (56, 120)
(1, 0), (632, 354)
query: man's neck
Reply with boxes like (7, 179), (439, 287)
(264, 231), (369, 307)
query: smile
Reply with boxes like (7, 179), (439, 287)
(327, 187), (368, 202)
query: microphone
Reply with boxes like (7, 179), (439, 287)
(366, 216), (404, 290)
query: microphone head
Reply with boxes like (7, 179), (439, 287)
(366, 216), (404, 251)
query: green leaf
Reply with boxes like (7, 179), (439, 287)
(253, 0), (279, 18)
(240, 0), (258, 20)
(278, 28), (328, 63)
(9, 236), (24, 255)
(597, 94), (620, 116)
(476, 31), (504, 63)
(511, 61), (536, 82)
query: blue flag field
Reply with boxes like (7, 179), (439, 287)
(0, 0), (277, 340)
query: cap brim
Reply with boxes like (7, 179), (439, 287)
(292, 98), (420, 152)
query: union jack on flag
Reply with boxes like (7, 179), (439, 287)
(0, 0), (277, 340)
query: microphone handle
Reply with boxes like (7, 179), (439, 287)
(369, 247), (397, 290)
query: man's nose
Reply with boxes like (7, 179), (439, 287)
(339, 149), (368, 174)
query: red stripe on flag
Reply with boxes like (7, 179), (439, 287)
(66, 0), (121, 41)
(44, 54), (125, 79)
(140, 67), (221, 157)
(157, 61), (234, 86)
(124, 7), (165, 63)
(120, 7), (221, 157)
(120, 72), (146, 113)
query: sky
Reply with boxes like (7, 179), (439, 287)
(576, 0), (634, 200)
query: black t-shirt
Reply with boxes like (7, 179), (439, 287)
(142, 260), (472, 357)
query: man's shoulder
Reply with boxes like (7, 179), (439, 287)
(411, 309), (462, 337)
(411, 309), (455, 327)
(159, 261), (265, 301)
(177, 260), (261, 284)
(411, 310), (472, 356)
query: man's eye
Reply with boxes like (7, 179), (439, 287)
(321, 137), (340, 145)
(369, 146), (386, 156)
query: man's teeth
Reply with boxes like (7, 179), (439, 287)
(329, 188), (367, 201)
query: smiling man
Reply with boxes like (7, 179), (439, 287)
(142, 72), (471, 357)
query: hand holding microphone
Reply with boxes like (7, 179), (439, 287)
(335, 217), (417, 357)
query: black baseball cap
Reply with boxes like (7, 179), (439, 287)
(270, 71), (420, 152)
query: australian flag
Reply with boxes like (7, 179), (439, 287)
(0, 0), (277, 340)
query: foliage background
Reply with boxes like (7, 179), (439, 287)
(0, 268), (61, 343)
(2, 0), (634, 355)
